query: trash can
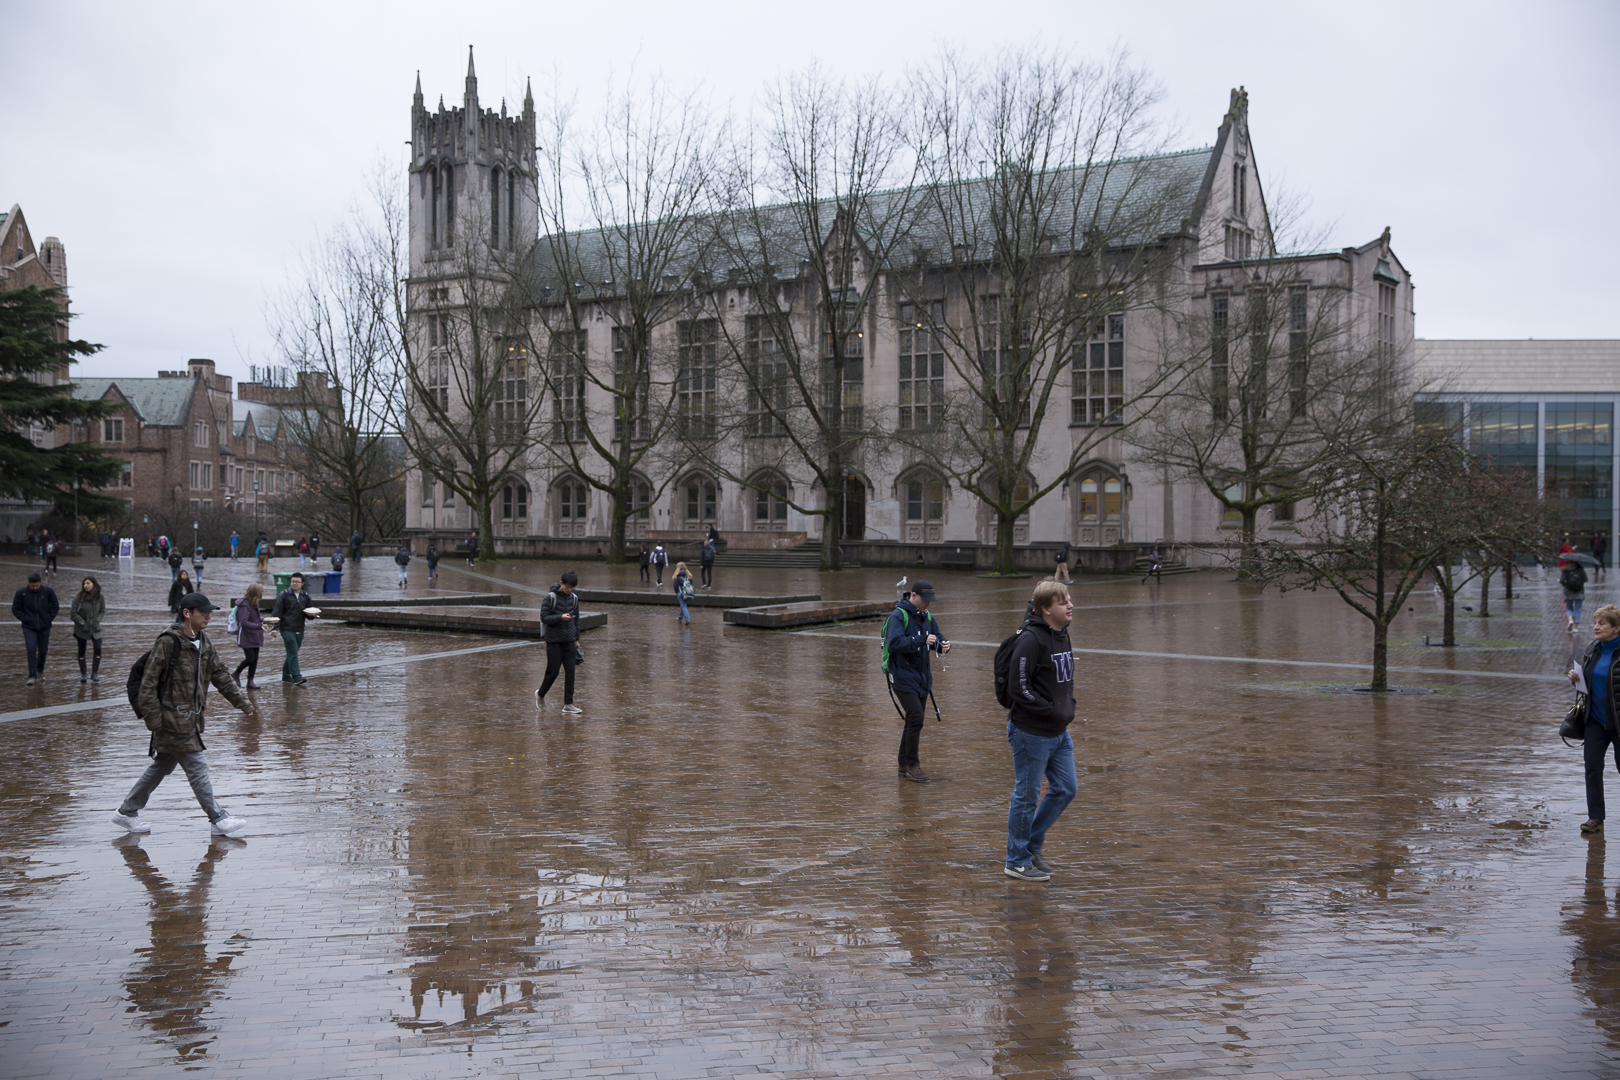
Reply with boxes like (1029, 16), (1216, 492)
(322, 571), (342, 594)
(273, 572), (293, 593)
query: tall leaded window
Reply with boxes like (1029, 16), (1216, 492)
(1072, 314), (1124, 425)
(980, 298), (1030, 427)
(493, 343), (529, 436)
(898, 302), (944, 430)
(905, 474), (945, 524)
(753, 475), (790, 524)
(556, 479), (588, 525)
(1377, 281), (1397, 364)
(684, 476), (717, 523)
(1076, 472), (1122, 525)
(501, 481), (528, 520)
(677, 319), (718, 438)
(612, 327), (650, 442)
(746, 315), (788, 436)
(429, 166), (440, 248)
(443, 163), (455, 243)
(1211, 294), (1230, 421)
(821, 308), (863, 430)
(507, 172), (516, 251)
(631, 480), (652, 521)
(1288, 285), (1309, 417)
(548, 330), (585, 441)
(490, 167), (502, 248)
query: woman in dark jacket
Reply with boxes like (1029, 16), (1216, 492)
(71, 575), (105, 681)
(167, 570), (194, 614)
(1570, 604), (1620, 836)
(672, 561), (693, 625)
(232, 583), (266, 689)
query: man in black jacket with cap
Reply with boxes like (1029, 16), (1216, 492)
(1003, 578), (1079, 882)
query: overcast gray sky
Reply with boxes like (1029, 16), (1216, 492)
(3, 0), (1616, 384)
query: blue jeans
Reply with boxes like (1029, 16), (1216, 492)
(1568, 597), (1585, 624)
(281, 630), (304, 680)
(1006, 722), (1078, 867)
(22, 627), (50, 678)
(119, 751), (225, 822)
(677, 592), (690, 622)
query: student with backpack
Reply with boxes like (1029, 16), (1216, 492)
(998, 579), (1078, 882)
(638, 544), (652, 584)
(536, 570), (583, 714)
(426, 542), (440, 583)
(230, 583), (265, 689)
(1564, 560), (1589, 634)
(672, 562), (694, 624)
(297, 537), (310, 568)
(699, 540), (716, 589)
(111, 592), (255, 836)
(883, 580), (950, 783)
(394, 544), (412, 588)
(192, 544), (206, 584)
(651, 544), (668, 586)
(1053, 541), (1071, 583)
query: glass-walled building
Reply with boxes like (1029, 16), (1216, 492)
(1416, 341), (1619, 565)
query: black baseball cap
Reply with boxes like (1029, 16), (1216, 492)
(912, 579), (937, 602)
(179, 592), (219, 613)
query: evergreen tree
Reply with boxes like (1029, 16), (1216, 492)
(0, 286), (126, 515)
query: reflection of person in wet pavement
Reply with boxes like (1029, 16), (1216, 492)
(993, 890), (1080, 1075)
(1566, 836), (1620, 1039)
(1570, 605), (1620, 836)
(116, 836), (245, 1058)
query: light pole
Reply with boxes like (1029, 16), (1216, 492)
(193, 518), (199, 557)
(72, 476), (80, 555)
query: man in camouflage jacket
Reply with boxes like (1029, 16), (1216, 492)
(111, 592), (256, 836)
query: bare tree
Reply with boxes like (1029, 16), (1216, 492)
(890, 47), (1196, 574)
(1257, 432), (1463, 691)
(390, 189), (550, 561)
(1129, 235), (1412, 578)
(527, 74), (718, 561)
(266, 197), (407, 546)
(702, 64), (920, 570)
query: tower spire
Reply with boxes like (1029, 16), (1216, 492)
(464, 45), (479, 116)
(413, 70), (423, 109)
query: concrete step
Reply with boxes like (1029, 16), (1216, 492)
(1129, 557), (1198, 576)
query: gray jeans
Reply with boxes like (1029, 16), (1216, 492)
(119, 751), (225, 822)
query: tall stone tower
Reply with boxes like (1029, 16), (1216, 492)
(409, 47), (537, 275)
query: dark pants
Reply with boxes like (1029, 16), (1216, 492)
(280, 630), (304, 681)
(701, 564), (712, 587)
(22, 627), (50, 677)
(76, 635), (102, 675)
(1586, 720), (1620, 821)
(655, 564), (664, 584)
(639, 563), (651, 582)
(539, 640), (576, 704)
(234, 647), (259, 683)
(896, 691), (926, 768)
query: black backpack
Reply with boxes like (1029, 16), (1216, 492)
(992, 628), (1026, 708)
(1563, 564), (1587, 591)
(126, 635), (177, 717)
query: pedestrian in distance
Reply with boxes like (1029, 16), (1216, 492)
(297, 537), (310, 568)
(13, 571), (60, 685)
(270, 572), (317, 685)
(157, 535), (169, 562)
(110, 592), (255, 837)
(1569, 605), (1620, 836)
(426, 541), (440, 583)
(1053, 540), (1071, 583)
(651, 543), (668, 586)
(466, 531), (480, 565)
(309, 533), (320, 560)
(329, 547), (344, 573)
(883, 580), (951, 784)
(536, 570), (583, 714)
(100, 530), (114, 559)
(1563, 560), (1589, 634)
(230, 530), (240, 561)
(699, 540), (715, 589)
(1560, 537), (1577, 569)
(231, 583), (265, 689)
(42, 534), (59, 575)
(167, 547), (183, 582)
(255, 536), (270, 575)
(672, 562), (694, 624)
(71, 575), (105, 682)
(1003, 579), (1079, 882)
(1142, 543), (1163, 585)
(707, 523), (720, 545)
(638, 544), (651, 584)
(25, 526), (37, 558)
(192, 544), (206, 584)
(1595, 531), (1610, 581)
(146, 537), (157, 559)
(351, 530), (362, 561)
(394, 544), (411, 587)
(167, 570), (196, 615)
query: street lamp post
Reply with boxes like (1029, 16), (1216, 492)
(72, 476), (80, 555)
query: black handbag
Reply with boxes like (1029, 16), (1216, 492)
(574, 644), (585, 665)
(1562, 693), (1589, 746)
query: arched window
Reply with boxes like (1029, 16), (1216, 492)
(1076, 470), (1121, 524)
(683, 475), (716, 524)
(843, 475), (867, 540)
(555, 478), (588, 535)
(752, 474), (790, 526)
(428, 165), (440, 248)
(905, 475), (945, 523)
(501, 481), (528, 521)
(490, 167), (502, 248)
(443, 163), (455, 242)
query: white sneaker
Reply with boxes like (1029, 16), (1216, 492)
(210, 815), (248, 836)
(110, 812), (151, 834)
(561, 704), (583, 715)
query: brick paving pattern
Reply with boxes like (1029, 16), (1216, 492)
(0, 553), (1616, 1077)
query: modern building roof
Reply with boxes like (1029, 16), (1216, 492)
(1416, 340), (1620, 396)
(72, 377), (198, 427)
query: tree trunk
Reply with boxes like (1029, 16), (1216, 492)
(1502, 560), (1514, 600)
(476, 499), (495, 564)
(1370, 619), (1390, 692)
(607, 482), (628, 565)
(818, 457), (844, 572)
(1478, 564), (1494, 618)
(1238, 507), (1259, 580)
(991, 507), (1018, 575)
(1440, 568), (1456, 647)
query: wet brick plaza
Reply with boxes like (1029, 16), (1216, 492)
(1, 551), (1617, 1078)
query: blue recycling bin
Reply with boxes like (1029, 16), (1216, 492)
(322, 570), (342, 594)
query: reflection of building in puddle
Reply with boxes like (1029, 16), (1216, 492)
(117, 836), (249, 1063)
(1566, 838), (1620, 1044)
(396, 868), (630, 1031)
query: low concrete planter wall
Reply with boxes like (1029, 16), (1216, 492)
(838, 541), (1136, 575)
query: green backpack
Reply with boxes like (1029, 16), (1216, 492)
(879, 604), (934, 674)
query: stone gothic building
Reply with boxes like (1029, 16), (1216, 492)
(402, 63), (1415, 569)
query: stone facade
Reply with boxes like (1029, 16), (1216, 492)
(402, 68), (1416, 566)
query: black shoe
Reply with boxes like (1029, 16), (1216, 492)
(293, 678), (307, 686)
(903, 764), (930, 783)
(1004, 863), (1050, 882)
(1030, 851), (1054, 875)
(1583, 819), (1604, 835)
